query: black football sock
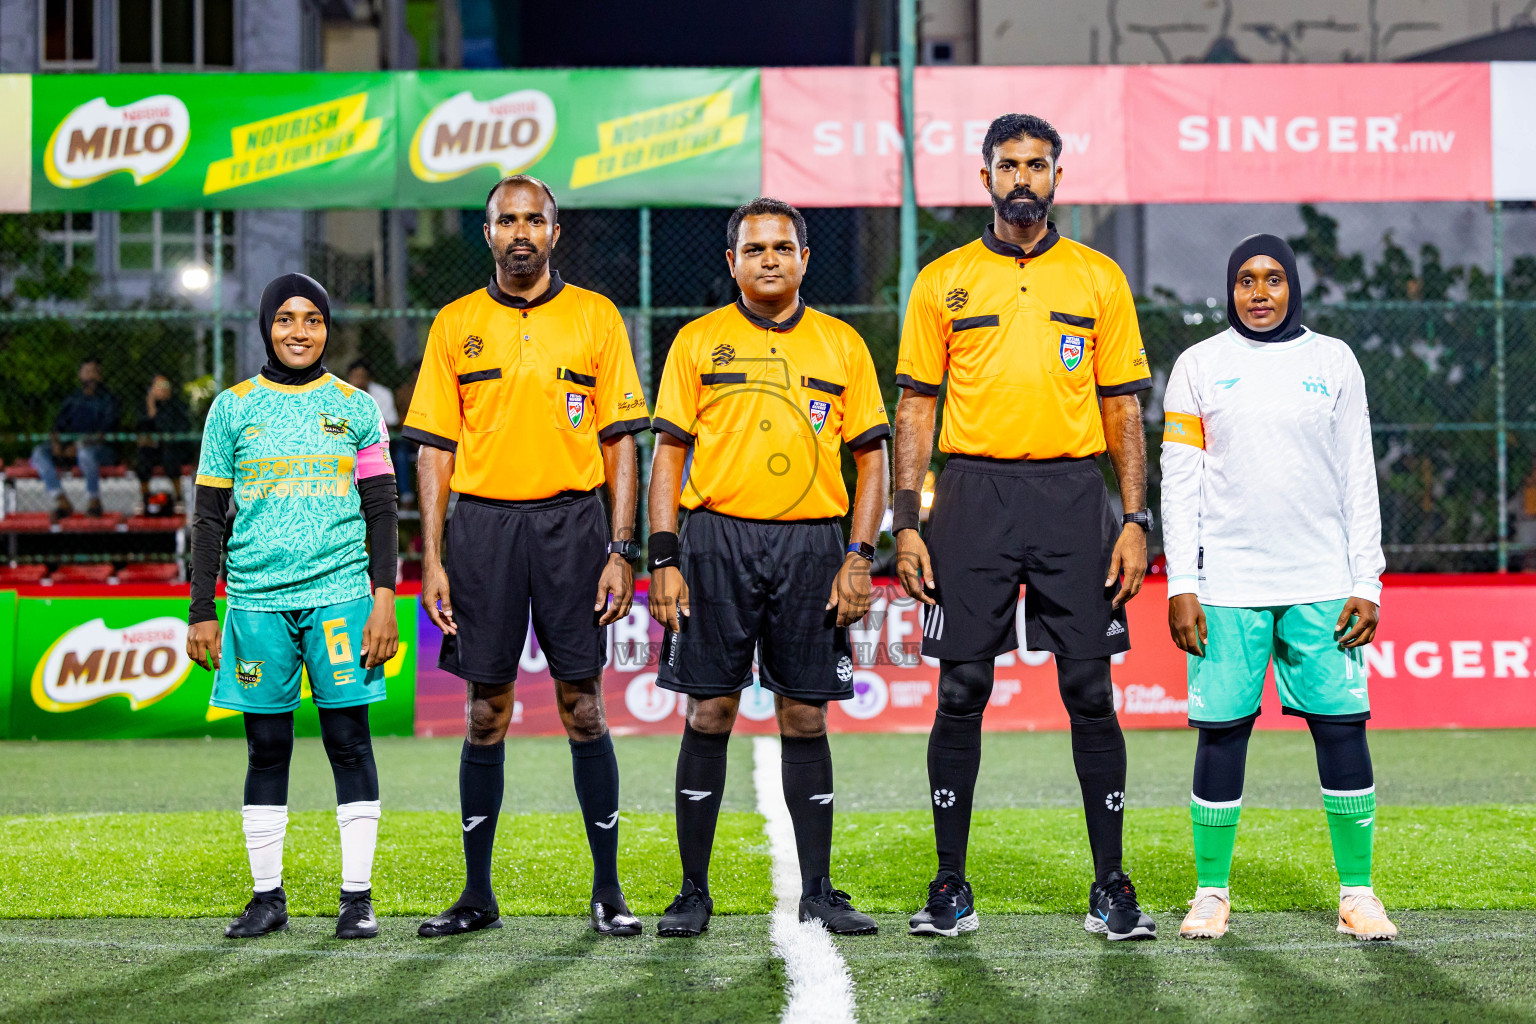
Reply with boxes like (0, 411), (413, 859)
(459, 740), (504, 907)
(675, 723), (730, 896)
(929, 659), (992, 879)
(780, 734), (835, 898)
(1070, 715), (1128, 883)
(570, 731), (623, 902)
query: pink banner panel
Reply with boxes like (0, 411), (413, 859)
(912, 65), (1129, 206)
(1123, 63), (1492, 203)
(760, 66), (901, 208)
(416, 577), (1536, 738)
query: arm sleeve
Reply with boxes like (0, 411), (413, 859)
(401, 311), (461, 452)
(357, 475), (399, 592)
(1094, 266), (1153, 396)
(842, 333), (891, 450)
(594, 303), (651, 442)
(1337, 354), (1385, 603)
(894, 269), (946, 395)
(650, 329), (700, 445)
(1159, 355), (1204, 599)
(189, 483), (231, 624)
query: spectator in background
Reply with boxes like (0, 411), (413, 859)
(31, 356), (120, 521)
(136, 374), (191, 511)
(349, 358), (414, 507)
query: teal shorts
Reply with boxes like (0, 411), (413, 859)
(211, 595), (387, 714)
(1186, 600), (1369, 727)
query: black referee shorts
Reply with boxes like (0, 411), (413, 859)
(657, 509), (854, 703)
(920, 454), (1130, 662)
(438, 491), (607, 685)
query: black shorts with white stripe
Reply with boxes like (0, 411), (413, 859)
(920, 454), (1130, 662)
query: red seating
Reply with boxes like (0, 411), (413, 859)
(57, 513), (124, 532)
(1, 513), (53, 533)
(0, 564), (47, 585)
(5, 460), (39, 479)
(49, 563), (114, 584)
(125, 515), (185, 532)
(115, 562), (180, 584)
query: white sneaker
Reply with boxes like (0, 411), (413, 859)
(1179, 887), (1230, 939)
(1338, 889), (1398, 940)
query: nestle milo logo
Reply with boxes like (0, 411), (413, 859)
(45, 95), (191, 189)
(32, 616), (193, 713)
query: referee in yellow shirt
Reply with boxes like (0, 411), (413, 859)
(647, 198), (889, 938)
(403, 176), (650, 939)
(895, 115), (1158, 941)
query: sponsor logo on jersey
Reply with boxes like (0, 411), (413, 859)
(244, 424), (264, 438)
(318, 413), (349, 436)
(808, 399), (831, 435)
(31, 616), (193, 713)
(711, 343), (735, 366)
(409, 89), (557, 183)
(45, 95), (191, 189)
(236, 659), (264, 689)
(1216, 377), (1240, 389)
(1303, 374), (1331, 396)
(566, 392), (586, 428)
(463, 335), (484, 358)
(237, 454), (355, 500)
(945, 287), (969, 312)
(1060, 334), (1085, 372)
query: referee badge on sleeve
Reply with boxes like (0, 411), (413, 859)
(808, 399), (830, 435)
(566, 392), (586, 428)
(1059, 335), (1085, 372)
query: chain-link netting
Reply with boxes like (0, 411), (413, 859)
(0, 204), (1532, 579)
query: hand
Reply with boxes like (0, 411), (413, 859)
(1335, 597), (1379, 649)
(895, 529), (936, 606)
(421, 561), (456, 635)
(361, 590), (399, 669)
(1105, 524), (1148, 608)
(828, 553), (873, 628)
(187, 619), (222, 671)
(594, 553), (634, 626)
(1169, 593), (1207, 657)
(648, 566), (690, 632)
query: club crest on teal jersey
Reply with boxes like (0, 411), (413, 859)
(318, 413), (349, 436)
(236, 659), (263, 689)
(566, 392), (586, 427)
(808, 399), (830, 435)
(1060, 334), (1085, 372)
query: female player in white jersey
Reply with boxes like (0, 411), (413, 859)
(1159, 234), (1396, 941)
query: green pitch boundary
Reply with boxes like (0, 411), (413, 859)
(3, 805), (1532, 919)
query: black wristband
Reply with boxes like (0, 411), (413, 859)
(647, 531), (680, 572)
(892, 488), (922, 535)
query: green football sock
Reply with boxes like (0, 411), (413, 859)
(1190, 796), (1242, 888)
(1322, 787), (1376, 887)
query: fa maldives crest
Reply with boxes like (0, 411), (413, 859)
(1059, 334), (1085, 372)
(566, 392), (586, 428)
(807, 399), (830, 435)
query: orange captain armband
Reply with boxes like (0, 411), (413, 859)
(1162, 411), (1205, 448)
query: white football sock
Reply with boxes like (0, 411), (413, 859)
(1340, 884), (1374, 899)
(1194, 885), (1230, 902)
(337, 800), (381, 893)
(242, 804), (288, 893)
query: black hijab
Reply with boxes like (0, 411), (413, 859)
(1226, 233), (1306, 344)
(258, 273), (332, 386)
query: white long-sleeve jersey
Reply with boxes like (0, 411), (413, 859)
(1159, 327), (1384, 608)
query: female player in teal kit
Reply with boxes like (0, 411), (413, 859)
(187, 274), (399, 940)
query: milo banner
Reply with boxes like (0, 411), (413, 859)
(31, 72), (397, 210)
(8, 595), (417, 739)
(397, 67), (760, 208)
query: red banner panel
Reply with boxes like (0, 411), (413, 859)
(415, 577), (1536, 738)
(1124, 63), (1491, 203)
(760, 67), (901, 208)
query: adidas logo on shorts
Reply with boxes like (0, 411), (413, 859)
(1105, 620), (1126, 637)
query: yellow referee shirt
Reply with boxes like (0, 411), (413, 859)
(403, 272), (650, 500)
(652, 299), (890, 521)
(896, 224), (1151, 460)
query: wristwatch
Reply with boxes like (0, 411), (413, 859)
(1122, 510), (1154, 532)
(607, 539), (640, 563)
(846, 542), (875, 563)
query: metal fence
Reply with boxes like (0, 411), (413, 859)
(1, 204), (1533, 574)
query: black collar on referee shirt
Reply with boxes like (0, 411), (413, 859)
(486, 270), (565, 310)
(982, 222), (1060, 260)
(734, 295), (806, 333)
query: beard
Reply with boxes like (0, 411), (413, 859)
(991, 184), (1054, 228)
(495, 240), (551, 279)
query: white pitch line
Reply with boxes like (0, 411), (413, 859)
(752, 735), (857, 1024)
